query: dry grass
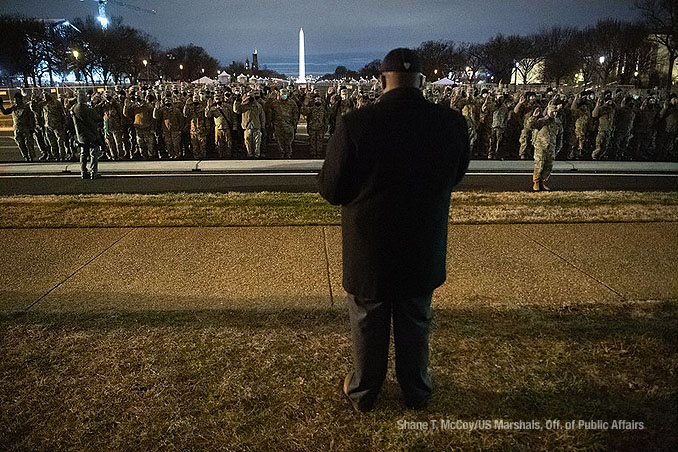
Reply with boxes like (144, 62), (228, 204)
(0, 191), (676, 228)
(1, 301), (676, 451)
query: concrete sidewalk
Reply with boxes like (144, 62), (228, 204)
(1, 222), (676, 313)
(1, 159), (677, 176)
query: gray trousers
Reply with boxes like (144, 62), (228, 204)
(345, 292), (433, 409)
(79, 143), (98, 176)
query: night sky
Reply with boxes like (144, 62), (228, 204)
(1, 0), (640, 68)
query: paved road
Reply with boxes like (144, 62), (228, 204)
(0, 171), (676, 195)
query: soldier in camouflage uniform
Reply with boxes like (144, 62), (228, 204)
(486, 95), (508, 159)
(183, 94), (209, 159)
(123, 93), (156, 159)
(657, 95), (678, 161)
(271, 89), (299, 158)
(301, 93), (328, 158)
(0, 92), (35, 161)
(28, 92), (51, 160)
(631, 97), (657, 160)
(527, 99), (563, 191)
(41, 92), (69, 161)
(591, 93), (616, 160)
(233, 92), (265, 158)
(569, 91), (593, 160)
(154, 95), (184, 159)
(205, 93), (234, 158)
(99, 91), (126, 160)
(612, 97), (636, 160)
(513, 91), (539, 160)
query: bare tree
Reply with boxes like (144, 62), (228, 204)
(636, 0), (678, 90)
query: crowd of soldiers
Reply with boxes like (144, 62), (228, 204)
(0, 83), (371, 163)
(2, 82), (677, 167)
(439, 86), (678, 163)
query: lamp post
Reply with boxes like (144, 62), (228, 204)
(179, 64), (183, 82)
(599, 56), (606, 84)
(143, 59), (149, 82)
(72, 50), (80, 82)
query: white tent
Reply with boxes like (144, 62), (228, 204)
(432, 77), (456, 85)
(236, 73), (248, 84)
(217, 71), (231, 85)
(191, 76), (217, 85)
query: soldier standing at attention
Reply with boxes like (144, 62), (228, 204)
(0, 92), (35, 162)
(183, 94), (209, 159)
(154, 95), (185, 159)
(302, 93), (329, 158)
(271, 88), (299, 158)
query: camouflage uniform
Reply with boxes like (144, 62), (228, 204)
(658, 101), (678, 161)
(100, 96), (126, 160)
(612, 103), (635, 160)
(123, 99), (156, 159)
(461, 101), (479, 156)
(271, 95), (299, 158)
(631, 103), (657, 160)
(528, 113), (563, 189)
(514, 100), (538, 159)
(0, 95), (35, 161)
(570, 97), (592, 160)
(154, 102), (184, 159)
(233, 96), (265, 158)
(592, 101), (616, 160)
(29, 96), (51, 160)
(42, 93), (70, 161)
(488, 101), (508, 159)
(206, 100), (234, 158)
(183, 98), (209, 159)
(302, 98), (328, 158)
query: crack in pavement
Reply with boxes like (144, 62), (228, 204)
(23, 228), (137, 312)
(515, 227), (627, 301)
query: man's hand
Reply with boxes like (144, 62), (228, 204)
(532, 107), (541, 117)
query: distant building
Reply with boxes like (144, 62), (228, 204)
(510, 59), (544, 85)
(252, 50), (259, 71)
(245, 58), (250, 71)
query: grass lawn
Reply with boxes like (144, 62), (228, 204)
(1, 301), (676, 451)
(1, 191), (676, 450)
(0, 190), (677, 228)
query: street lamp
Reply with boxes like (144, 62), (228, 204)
(201, 68), (205, 74)
(73, 50), (79, 59)
(143, 59), (149, 82)
(179, 64), (183, 81)
(599, 56), (605, 65)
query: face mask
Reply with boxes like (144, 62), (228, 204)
(282, 94), (288, 100)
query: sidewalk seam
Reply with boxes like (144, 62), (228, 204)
(23, 227), (137, 312)
(321, 226), (334, 307)
(516, 228), (627, 301)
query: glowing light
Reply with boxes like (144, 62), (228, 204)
(599, 56), (605, 64)
(97, 16), (109, 28)
(634, 71), (639, 77)
(143, 59), (148, 66)
(73, 50), (79, 59)
(179, 64), (184, 70)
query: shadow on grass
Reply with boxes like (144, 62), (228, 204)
(1, 298), (676, 451)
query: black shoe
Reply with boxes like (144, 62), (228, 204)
(343, 374), (375, 413)
(81, 172), (89, 179)
(90, 172), (99, 180)
(404, 397), (430, 411)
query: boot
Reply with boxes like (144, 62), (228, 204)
(533, 181), (541, 192)
(540, 182), (551, 191)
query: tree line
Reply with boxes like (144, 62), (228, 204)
(329, 0), (677, 90)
